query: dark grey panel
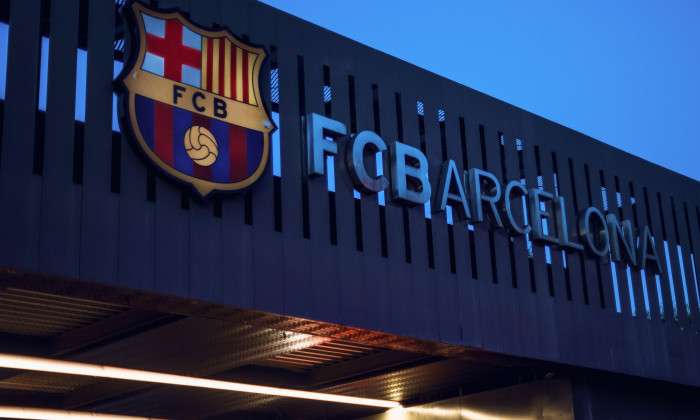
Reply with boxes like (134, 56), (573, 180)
(38, 0), (81, 278)
(0, 0), (43, 271)
(277, 13), (313, 320)
(421, 74), (458, 344)
(349, 44), (394, 335)
(571, 373), (700, 420)
(247, 0), (285, 315)
(149, 2), (192, 297)
(155, 181), (191, 296)
(327, 32), (367, 330)
(374, 53), (418, 339)
(118, 133), (155, 292)
(80, 0), (120, 285)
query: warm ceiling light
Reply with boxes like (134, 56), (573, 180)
(0, 353), (400, 409)
(0, 406), (169, 420)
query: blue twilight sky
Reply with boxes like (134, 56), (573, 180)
(258, 0), (700, 182)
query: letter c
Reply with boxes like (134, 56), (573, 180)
(192, 92), (206, 112)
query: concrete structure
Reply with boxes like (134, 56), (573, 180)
(0, 0), (699, 418)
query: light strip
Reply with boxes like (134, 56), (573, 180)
(0, 406), (168, 420)
(0, 353), (400, 409)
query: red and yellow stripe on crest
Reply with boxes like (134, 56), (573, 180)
(201, 37), (258, 106)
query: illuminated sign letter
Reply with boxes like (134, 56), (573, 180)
(555, 196), (584, 251)
(579, 207), (610, 257)
(468, 168), (503, 227)
(434, 160), (471, 221)
(638, 226), (663, 274)
(347, 131), (389, 194)
(528, 188), (558, 245)
(306, 113), (346, 177)
(501, 180), (530, 235)
(390, 142), (431, 206)
(606, 214), (637, 266)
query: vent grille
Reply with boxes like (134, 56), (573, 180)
(0, 371), (102, 393)
(257, 340), (384, 372)
(0, 288), (128, 337)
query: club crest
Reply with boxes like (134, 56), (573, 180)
(116, 1), (274, 197)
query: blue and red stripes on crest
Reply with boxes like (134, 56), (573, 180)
(135, 95), (263, 183)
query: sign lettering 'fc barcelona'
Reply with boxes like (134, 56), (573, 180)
(117, 1), (274, 197)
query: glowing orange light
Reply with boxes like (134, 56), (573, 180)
(0, 406), (169, 420)
(0, 353), (400, 409)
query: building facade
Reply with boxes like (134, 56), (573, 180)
(0, 0), (699, 418)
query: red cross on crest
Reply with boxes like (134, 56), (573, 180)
(145, 20), (201, 81)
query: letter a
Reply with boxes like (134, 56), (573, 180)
(434, 160), (471, 221)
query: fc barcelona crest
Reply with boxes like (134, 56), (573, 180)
(116, 1), (274, 197)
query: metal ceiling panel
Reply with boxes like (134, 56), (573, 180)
(0, 272), (556, 419)
(0, 371), (102, 393)
(257, 341), (385, 372)
(69, 317), (331, 375)
(0, 288), (128, 336)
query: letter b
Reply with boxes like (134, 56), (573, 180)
(213, 98), (227, 118)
